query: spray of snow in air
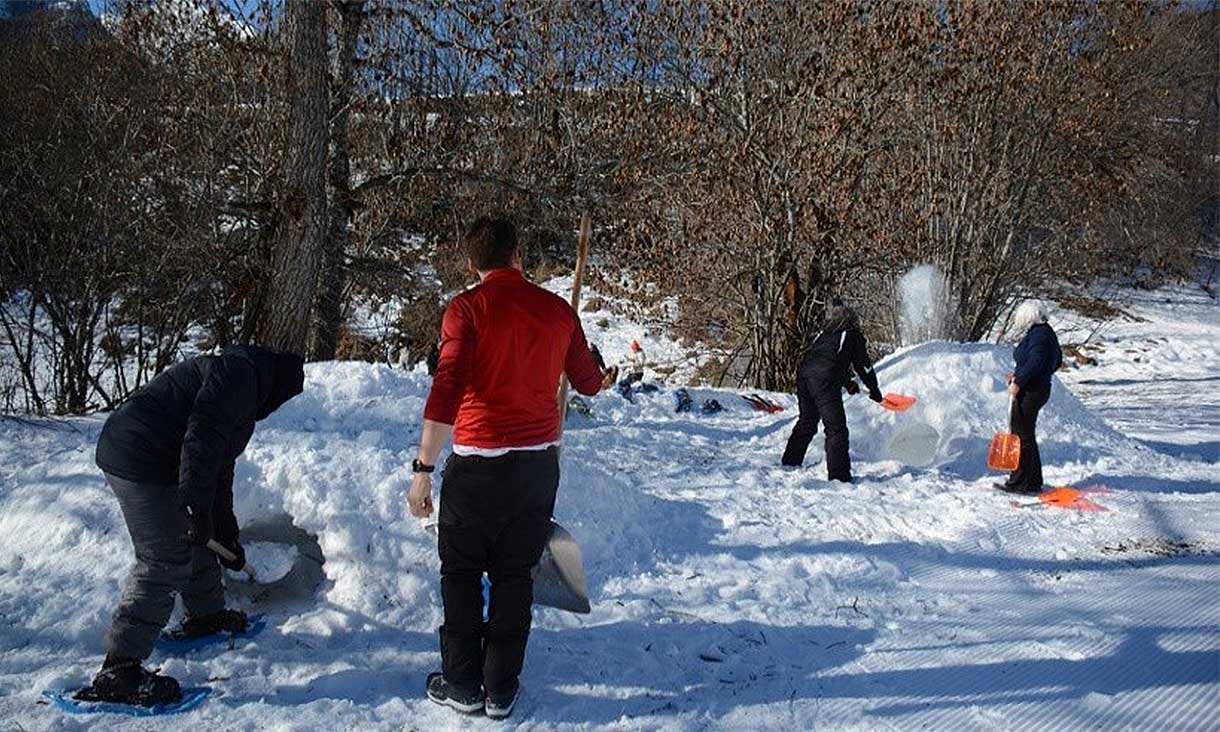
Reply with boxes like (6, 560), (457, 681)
(897, 264), (958, 345)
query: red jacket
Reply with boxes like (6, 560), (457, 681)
(423, 268), (603, 449)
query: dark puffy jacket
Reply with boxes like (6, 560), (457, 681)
(95, 346), (305, 540)
(1013, 323), (1062, 391)
(798, 327), (881, 397)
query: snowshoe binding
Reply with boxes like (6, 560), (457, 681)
(168, 608), (248, 641)
(76, 657), (181, 707)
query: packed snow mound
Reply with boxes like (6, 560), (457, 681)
(0, 342), (1138, 660)
(568, 340), (1134, 478)
(1, 283), (1217, 731)
(846, 341), (1129, 475)
(235, 361), (674, 630)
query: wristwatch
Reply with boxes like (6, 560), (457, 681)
(412, 459), (435, 474)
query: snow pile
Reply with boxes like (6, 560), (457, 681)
(845, 341), (1131, 476)
(236, 359), (679, 628)
(0, 336), (1155, 654)
(0, 284), (1215, 731)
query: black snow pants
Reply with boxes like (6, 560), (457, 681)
(781, 374), (852, 482)
(1006, 384), (1050, 491)
(437, 447), (559, 697)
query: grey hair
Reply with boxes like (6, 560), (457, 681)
(1011, 300), (1048, 335)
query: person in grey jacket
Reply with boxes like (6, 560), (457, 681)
(83, 345), (304, 706)
(998, 301), (1062, 494)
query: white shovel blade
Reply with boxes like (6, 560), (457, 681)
(531, 521), (591, 614)
(424, 519), (592, 614)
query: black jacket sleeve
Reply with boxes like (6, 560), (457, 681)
(846, 330), (881, 396)
(178, 356), (258, 513)
(212, 460), (239, 544)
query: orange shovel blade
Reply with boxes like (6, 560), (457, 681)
(880, 393), (917, 412)
(987, 432), (1021, 471)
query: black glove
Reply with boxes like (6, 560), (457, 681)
(213, 538), (247, 572)
(844, 380), (860, 395)
(869, 388), (884, 403)
(183, 504), (213, 546)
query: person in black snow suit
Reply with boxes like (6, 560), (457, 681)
(781, 301), (883, 482)
(998, 301), (1062, 494)
(84, 345), (305, 706)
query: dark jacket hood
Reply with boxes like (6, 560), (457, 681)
(223, 345), (305, 420)
(823, 303), (860, 334)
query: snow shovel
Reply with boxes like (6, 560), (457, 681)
(987, 396), (1021, 472)
(879, 392), (917, 412)
(531, 521), (591, 614)
(423, 519), (591, 614)
(544, 209), (593, 615)
(207, 539), (258, 582)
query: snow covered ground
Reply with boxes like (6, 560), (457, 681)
(0, 284), (1216, 731)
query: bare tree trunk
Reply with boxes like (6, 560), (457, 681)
(259, 0), (329, 356)
(312, 0), (367, 361)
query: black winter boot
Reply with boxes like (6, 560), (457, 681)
(425, 672), (484, 714)
(77, 656), (181, 706)
(485, 681), (520, 719)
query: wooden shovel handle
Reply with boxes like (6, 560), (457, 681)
(207, 539), (257, 580)
(556, 210), (592, 432)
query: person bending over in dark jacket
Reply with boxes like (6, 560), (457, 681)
(998, 301), (1062, 494)
(85, 345), (305, 706)
(781, 301), (883, 482)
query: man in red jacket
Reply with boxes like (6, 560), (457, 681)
(408, 215), (604, 719)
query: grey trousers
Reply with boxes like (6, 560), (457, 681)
(102, 473), (225, 660)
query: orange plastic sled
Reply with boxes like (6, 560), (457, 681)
(880, 393), (917, 412)
(1038, 486), (1107, 512)
(987, 396), (1021, 471)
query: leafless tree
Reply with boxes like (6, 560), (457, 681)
(257, 0), (330, 355)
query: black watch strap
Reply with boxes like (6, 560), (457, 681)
(412, 459), (435, 474)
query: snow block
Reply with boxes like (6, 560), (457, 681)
(42, 687), (210, 717)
